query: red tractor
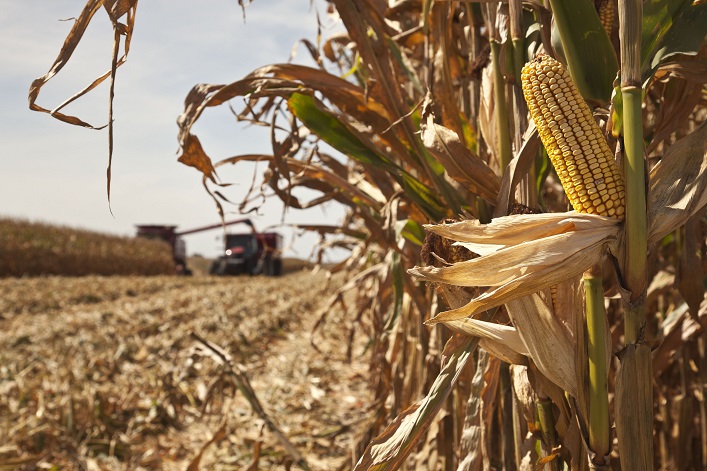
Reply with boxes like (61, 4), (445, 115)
(136, 219), (282, 276)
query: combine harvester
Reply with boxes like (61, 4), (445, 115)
(136, 219), (282, 276)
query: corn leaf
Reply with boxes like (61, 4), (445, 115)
(547, 0), (618, 105)
(641, 0), (697, 77)
(177, 134), (219, 184)
(288, 92), (447, 220)
(647, 2), (707, 76)
(399, 220), (425, 247)
(398, 173), (448, 221)
(287, 92), (394, 169)
(353, 334), (478, 471)
(421, 115), (501, 203)
(647, 121), (707, 245)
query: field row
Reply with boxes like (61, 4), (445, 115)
(0, 273), (368, 469)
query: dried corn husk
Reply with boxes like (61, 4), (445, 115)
(409, 212), (621, 323)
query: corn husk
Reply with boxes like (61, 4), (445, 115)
(444, 318), (529, 365)
(506, 294), (578, 397)
(409, 212), (621, 323)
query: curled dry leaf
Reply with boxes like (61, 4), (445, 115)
(510, 365), (537, 425)
(28, 0), (138, 204)
(421, 114), (501, 203)
(28, 1), (135, 127)
(178, 134), (219, 183)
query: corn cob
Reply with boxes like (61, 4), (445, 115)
(521, 55), (625, 219)
(595, 0), (615, 36)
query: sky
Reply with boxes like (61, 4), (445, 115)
(1, 0), (347, 261)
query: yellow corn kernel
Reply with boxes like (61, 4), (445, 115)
(521, 55), (625, 220)
(595, 0), (615, 35)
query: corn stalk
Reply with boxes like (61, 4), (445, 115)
(615, 0), (653, 468)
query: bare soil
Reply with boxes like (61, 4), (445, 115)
(0, 269), (370, 470)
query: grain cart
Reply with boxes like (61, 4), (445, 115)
(135, 219), (282, 276)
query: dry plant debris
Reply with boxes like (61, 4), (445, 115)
(0, 271), (370, 470)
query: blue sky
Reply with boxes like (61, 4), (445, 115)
(1, 1), (346, 260)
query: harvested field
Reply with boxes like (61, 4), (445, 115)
(0, 271), (369, 470)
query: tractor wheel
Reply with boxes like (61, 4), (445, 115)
(209, 260), (224, 276)
(262, 256), (272, 276)
(244, 259), (255, 276)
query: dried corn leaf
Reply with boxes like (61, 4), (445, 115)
(676, 215), (705, 317)
(28, 0), (137, 204)
(646, 64), (706, 154)
(510, 365), (538, 425)
(353, 334), (478, 470)
(287, 92), (448, 220)
(457, 351), (488, 471)
(670, 393), (695, 471)
(648, 121), (707, 244)
(330, 0), (424, 154)
(216, 154), (384, 210)
(178, 134), (218, 183)
(478, 64), (499, 168)
(480, 354), (502, 470)
(494, 124), (541, 217)
(654, 301), (707, 374)
(421, 114), (501, 203)
(28, 0), (135, 127)
(477, 339), (527, 367)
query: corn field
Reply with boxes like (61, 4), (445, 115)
(29, 0), (706, 469)
(0, 217), (174, 276)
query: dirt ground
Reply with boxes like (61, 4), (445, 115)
(0, 266), (371, 470)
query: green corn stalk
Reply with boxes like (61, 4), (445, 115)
(584, 266), (611, 465)
(615, 0), (652, 468)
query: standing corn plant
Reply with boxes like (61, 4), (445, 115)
(31, 0), (706, 469)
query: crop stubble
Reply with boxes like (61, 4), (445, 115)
(0, 271), (369, 470)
